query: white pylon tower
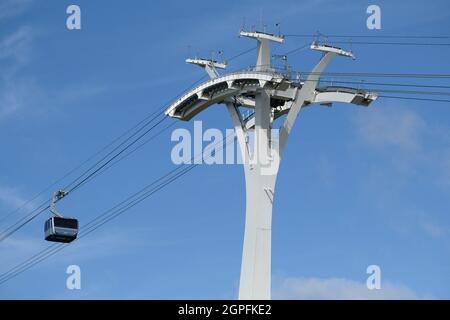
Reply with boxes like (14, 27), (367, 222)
(166, 29), (377, 300)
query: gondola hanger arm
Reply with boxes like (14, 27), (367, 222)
(49, 190), (68, 218)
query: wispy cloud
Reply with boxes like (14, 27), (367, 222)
(0, 0), (33, 22)
(0, 25), (36, 120)
(439, 149), (450, 189)
(353, 103), (450, 186)
(0, 23), (107, 120)
(354, 105), (425, 152)
(0, 26), (33, 66)
(0, 225), (151, 274)
(273, 276), (424, 299)
(0, 77), (42, 119)
(0, 185), (30, 211)
(419, 218), (448, 239)
(353, 105), (450, 242)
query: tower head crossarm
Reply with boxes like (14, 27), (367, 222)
(186, 58), (227, 79)
(279, 42), (368, 154)
(239, 30), (284, 72)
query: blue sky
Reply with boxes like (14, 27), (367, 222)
(0, 0), (450, 299)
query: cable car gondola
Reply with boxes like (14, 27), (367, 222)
(44, 190), (78, 243)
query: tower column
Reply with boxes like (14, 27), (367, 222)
(256, 39), (270, 71)
(228, 90), (280, 300)
(239, 163), (277, 299)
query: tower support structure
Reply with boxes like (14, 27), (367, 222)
(165, 29), (377, 300)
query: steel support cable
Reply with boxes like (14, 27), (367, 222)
(4, 69), (446, 240)
(65, 115), (169, 194)
(78, 132), (235, 239)
(377, 95), (450, 103)
(0, 166), (195, 285)
(0, 42), (255, 228)
(0, 133), (236, 285)
(292, 71), (450, 79)
(0, 116), (169, 243)
(0, 116), (167, 242)
(285, 34), (450, 39)
(0, 164), (194, 285)
(0, 166), (198, 286)
(69, 121), (179, 192)
(0, 164), (193, 285)
(361, 88), (450, 96)
(226, 47), (256, 62)
(6, 44), (446, 272)
(0, 131), (237, 284)
(0, 73), (209, 226)
(62, 72), (211, 194)
(315, 41), (450, 46)
(0, 72), (212, 239)
(62, 112), (167, 192)
(0, 46), (255, 241)
(240, 66), (450, 79)
(0, 108), (164, 226)
(0, 204), (50, 242)
(282, 43), (311, 56)
(302, 78), (450, 89)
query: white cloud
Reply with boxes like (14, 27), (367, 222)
(0, 234), (42, 257)
(0, 78), (42, 119)
(273, 276), (422, 300)
(317, 156), (335, 187)
(0, 26), (33, 66)
(0, 0), (33, 22)
(0, 186), (32, 211)
(354, 106), (425, 151)
(0, 26), (37, 119)
(0, 228), (129, 287)
(0, 26), (107, 120)
(439, 149), (450, 188)
(0, 225), (151, 274)
(419, 219), (448, 239)
(353, 106), (450, 240)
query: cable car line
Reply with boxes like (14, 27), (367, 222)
(319, 41), (450, 46)
(226, 47), (256, 62)
(0, 133), (235, 284)
(2, 69), (449, 242)
(0, 204), (50, 243)
(0, 115), (169, 243)
(64, 113), (165, 191)
(285, 34), (450, 39)
(0, 69), (215, 240)
(0, 134), (235, 286)
(75, 121), (178, 189)
(66, 115), (169, 194)
(247, 66), (450, 79)
(1, 78), (448, 283)
(0, 109), (162, 226)
(291, 71), (450, 79)
(377, 95), (450, 103)
(304, 78), (450, 89)
(280, 43), (310, 56)
(0, 63), (208, 234)
(2, 71), (449, 242)
(0, 48), (255, 242)
(2, 86), (447, 242)
(0, 115), (168, 242)
(0, 163), (198, 285)
(0, 70), (212, 228)
(362, 88), (450, 96)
